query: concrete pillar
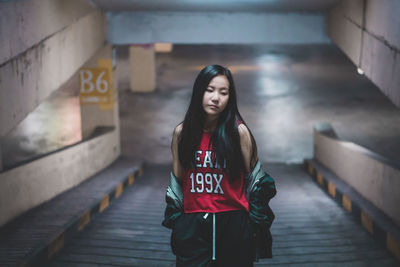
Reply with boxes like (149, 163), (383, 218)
(80, 44), (120, 139)
(155, 43), (173, 53)
(129, 44), (156, 92)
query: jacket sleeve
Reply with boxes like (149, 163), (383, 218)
(246, 161), (277, 261)
(161, 172), (184, 229)
(246, 160), (277, 228)
(248, 173), (277, 228)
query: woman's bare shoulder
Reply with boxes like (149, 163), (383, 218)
(238, 123), (250, 139)
(238, 123), (255, 152)
(173, 122), (183, 136)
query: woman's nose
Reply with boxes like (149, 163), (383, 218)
(211, 92), (219, 101)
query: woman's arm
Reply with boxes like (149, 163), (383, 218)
(171, 123), (184, 184)
(238, 124), (258, 174)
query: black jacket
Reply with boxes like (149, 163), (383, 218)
(162, 160), (277, 262)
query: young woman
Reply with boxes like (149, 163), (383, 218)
(164, 64), (275, 267)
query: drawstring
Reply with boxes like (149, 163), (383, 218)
(212, 213), (216, 261)
(203, 212), (216, 261)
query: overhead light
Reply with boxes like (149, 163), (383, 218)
(357, 67), (364, 75)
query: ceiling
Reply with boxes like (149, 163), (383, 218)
(91, 0), (341, 13)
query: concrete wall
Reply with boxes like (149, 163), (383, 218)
(107, 12), (331, 45)
(0, 0), (122, 226)
(0, 0), (106, 137)
(0, 0), (96, 63)
(328, 0), (400, 108)
(0, 127), (120, 227)
(313, 123), (400, 226)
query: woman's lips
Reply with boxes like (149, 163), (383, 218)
(209, 105), (218, 109)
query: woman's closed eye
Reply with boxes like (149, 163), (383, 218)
(207, 88), (228, 95)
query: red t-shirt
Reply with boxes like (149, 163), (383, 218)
(183, 122), (249, 213)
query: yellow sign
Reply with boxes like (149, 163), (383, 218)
(97, 58), (114, 110)
(79, 67), (112, 108)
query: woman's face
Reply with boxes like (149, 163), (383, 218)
(202, 75), (230, 118)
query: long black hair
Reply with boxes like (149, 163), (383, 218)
(177, 64), (258, 182)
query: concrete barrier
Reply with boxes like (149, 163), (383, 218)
(0, 127), (120, 227)
(313, 122), (400, 227)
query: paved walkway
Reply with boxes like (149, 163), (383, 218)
(48, 162), (398, 266)
(48, 163), (173, 267)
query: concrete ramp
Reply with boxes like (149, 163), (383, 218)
(48, 163), (398, 266)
